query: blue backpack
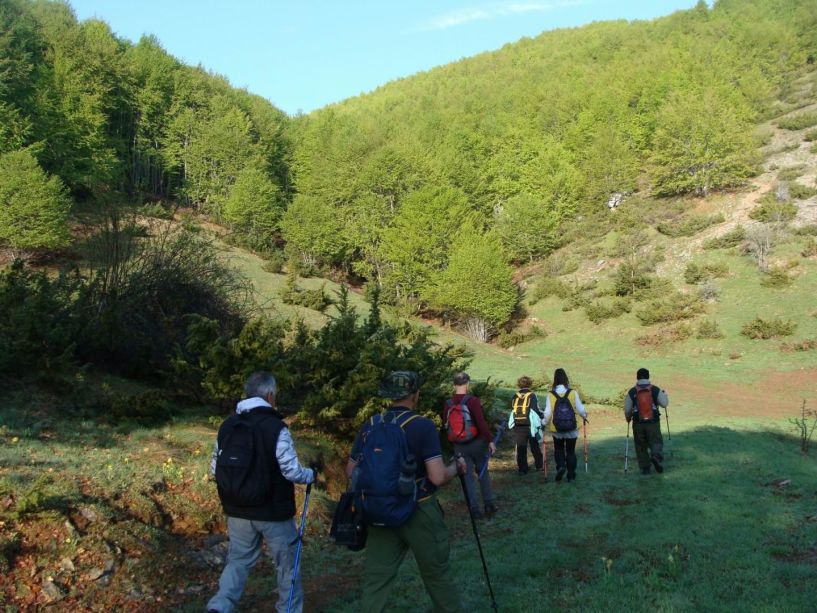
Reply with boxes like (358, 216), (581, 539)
(355, 411), (420, 528)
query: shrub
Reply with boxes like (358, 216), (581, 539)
(684, 261), (729, 284)
(740, 316), (796, 339)
(780, 338), (817, 352)
(811, 142), (817, 154)
(542, 254), (579, 277)
(173, 289), (470, 434)
(139, 202), (175, 220)
(804, 128), (817, 142)
(636, 292), (705, 325)
(635, 323), (692, 347)
(696, 319), (724, 339)
(760, 267), (794, 288)
(789, 182), (817, 200)
(656, 213), (725, 238)
(585, 298), (632, 324)
(261, 251), (286, 273)
(777, 165), (805, 181)
(613, 263), (653, 296)
(749, 200), (797, 223)
(91, 388), (177, 426)
(496, 325), (546, 348)
(0, 261), (82, 383)
(703, 226), (746, 249)
(79, 221), (251, 376)
(801, 238), (817, 257)
(777, 111), (817, 130)
(698, 280), (721, 302)
(794, 224), (817, 236)
(279, 273), (334, 312)
(529, 276), (571, 305)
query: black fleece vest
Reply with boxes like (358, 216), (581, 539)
(216, 408), (295, 521)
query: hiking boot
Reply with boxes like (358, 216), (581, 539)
(517, 469), (528, 476)
(555, 468), (566, 482)
(470, 507), (484, 520)
(641, 466), (651, 475)
(651, 458), (664, 473)
(484, 502), (498, 516)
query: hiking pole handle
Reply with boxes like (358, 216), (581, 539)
(287, 482), (312, 613)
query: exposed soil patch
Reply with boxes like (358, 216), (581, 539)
(772, 546), (817, 564)
(601, 489), (639, 506)
(664, 368), (817, 419)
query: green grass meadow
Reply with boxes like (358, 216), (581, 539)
(311, 418), (817, 612)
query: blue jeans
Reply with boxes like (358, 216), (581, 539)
(206, 516), (302, 613)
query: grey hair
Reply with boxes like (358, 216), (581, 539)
(453, 371), (470, 386)
(244, 371), (278, 399)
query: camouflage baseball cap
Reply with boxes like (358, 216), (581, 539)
(378, 370), (422, 399)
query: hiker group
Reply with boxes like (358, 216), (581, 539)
(204, 366), (670, 613)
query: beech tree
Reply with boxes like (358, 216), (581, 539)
(0, 148), (70, 254)
(425, 229), (517, 341)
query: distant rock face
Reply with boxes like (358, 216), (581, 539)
(607, 192), (627, 210)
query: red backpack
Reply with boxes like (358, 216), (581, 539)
(445, 395), (478, 443)
(634, 385), (658, 422)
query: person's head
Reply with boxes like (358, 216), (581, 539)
(378, 371), (422, 407)
(552, 368), (569, 388)
(636, 367), (650, 381)
(244, 371), (278, 405)
(453, 371), (470, 392)
(517, 375), (533, 390)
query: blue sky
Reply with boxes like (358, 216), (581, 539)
(69, 1), (700, 115)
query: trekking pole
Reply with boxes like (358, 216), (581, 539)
(583, 419), (588, 474)
(624, 421), (630, 474)
(542, 434), (548, 481)
(458, 469), (499, 612)
(286, 482), (312, 613)
(478, 424), (505, 480)
(664, 405), (673, 458)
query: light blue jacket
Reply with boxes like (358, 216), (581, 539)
(507, 403), (543, 440)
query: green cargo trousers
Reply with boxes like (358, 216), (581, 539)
(361, 497), (460, 613)
(633, 420), (663, 471)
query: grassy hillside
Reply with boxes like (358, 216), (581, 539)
(3, 389), (814, 611)
(234, 88), (817, 422)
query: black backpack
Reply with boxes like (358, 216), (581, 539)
(215, 414), (273, 507)
(551, 390), (577, 432)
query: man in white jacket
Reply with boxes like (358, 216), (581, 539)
(207, 371), (316, 613)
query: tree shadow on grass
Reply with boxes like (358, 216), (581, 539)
(326, 424), (817, 612)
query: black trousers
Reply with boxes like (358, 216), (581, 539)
(513, 426), (543, 473)
(553, 437), (578, 478)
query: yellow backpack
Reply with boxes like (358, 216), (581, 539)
(512, 392), (533, 426)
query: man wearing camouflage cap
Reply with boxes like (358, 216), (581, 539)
(347, 371), (466, 612)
